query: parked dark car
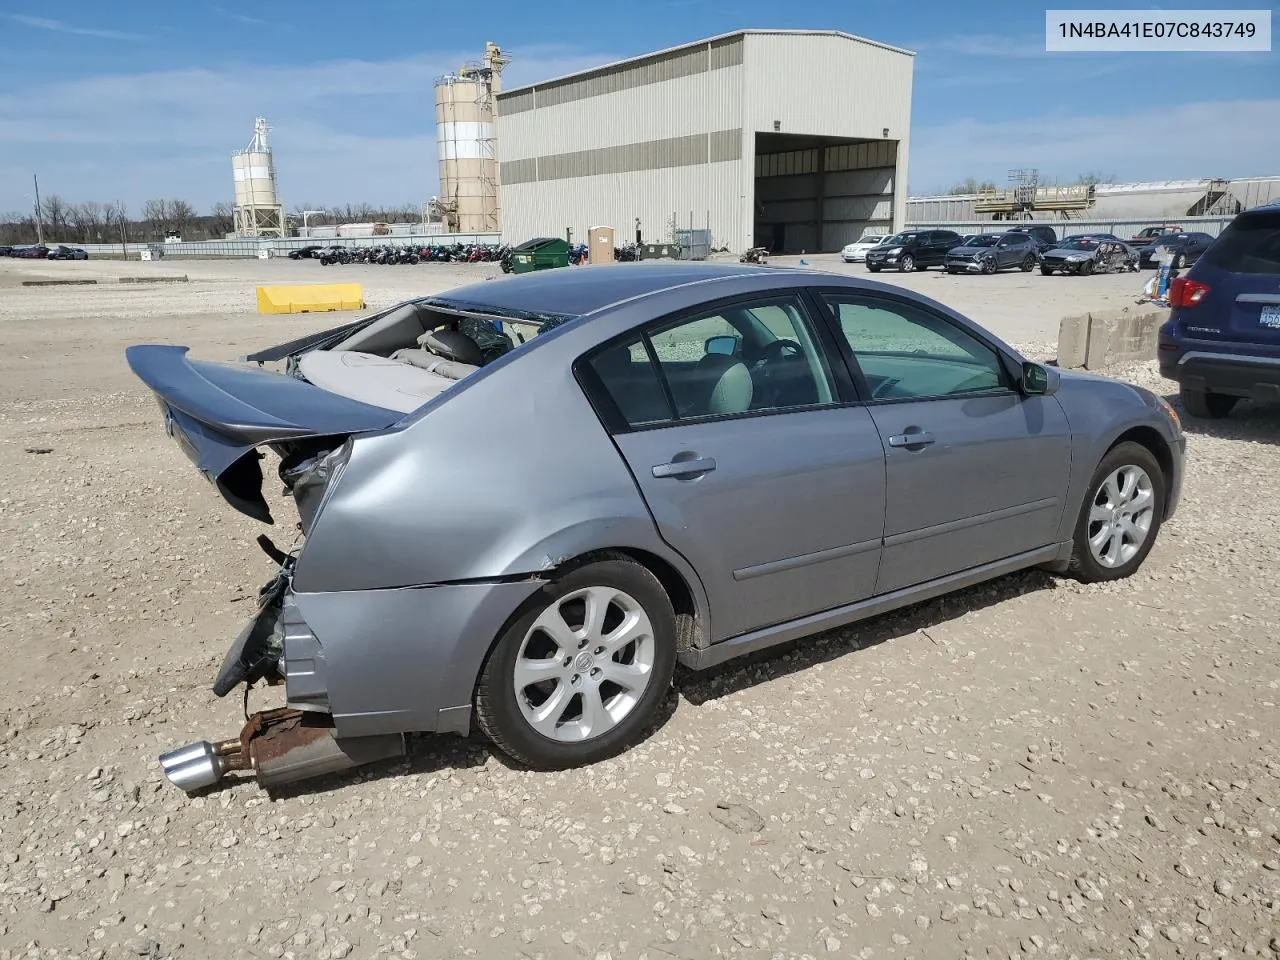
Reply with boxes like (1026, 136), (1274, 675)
(1130, 225), (1183, 244)
(47, 245), (88, 260)
(0, 245), (13, 256)
(1040, 237), (1139, 275)
(865, 229), (963, 272)
(289, 245), (325, 260)
(127, 262), (1184, 792)
(1138, 232), (1215, 269)
(15, 245), (50, 259)
(944, 233), (1040, 274)
(1005, 225), (1059, 253)
(1158, 204), (1280, 418)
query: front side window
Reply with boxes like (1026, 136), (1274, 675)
(824, 295), (1011, 402)
(585, 295), (838, 428)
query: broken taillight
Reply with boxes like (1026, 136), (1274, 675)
(1169, 277), (1210, 308)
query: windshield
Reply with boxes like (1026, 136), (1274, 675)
(861, 236), (885, 244)
(1056, 238), (1100, 251)
(965, 236), (999, 247)
(881, 233), (920, 246)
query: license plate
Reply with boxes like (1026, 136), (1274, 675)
(1261, 305), (1280, 329)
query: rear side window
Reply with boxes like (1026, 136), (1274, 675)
(1202, 213), (1280, 275)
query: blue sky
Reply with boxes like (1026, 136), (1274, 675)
(0, 0), (1276, 214)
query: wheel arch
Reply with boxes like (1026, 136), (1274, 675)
(1105, 426), (1176, 518)
(544, 548), (705, 654)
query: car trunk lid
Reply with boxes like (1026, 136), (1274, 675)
(126, 344), (402, 523)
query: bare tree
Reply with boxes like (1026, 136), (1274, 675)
(946, 177), (998, 196)
(169, 199), (196, 238)
(67, 201), (107, 243)
(40, 195), (69, 241)
(141, 198), (170, 238)
(208, 201), (235, 238)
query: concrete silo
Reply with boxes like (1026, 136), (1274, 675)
(232, 117), (286, 237)
(434, 42), (509, 234)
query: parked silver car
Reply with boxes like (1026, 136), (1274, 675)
(127, 263), (1185, 792)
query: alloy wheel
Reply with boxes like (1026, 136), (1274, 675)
(512, 585), (656, 743)
(1087, 465), (1155, 568)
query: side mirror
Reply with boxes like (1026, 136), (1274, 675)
(705, 334), (741, 357)
(1020, 361), (1059, 396)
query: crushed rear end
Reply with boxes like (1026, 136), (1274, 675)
(127, 344), (410, 791)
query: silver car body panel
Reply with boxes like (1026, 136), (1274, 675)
(129, 264), (1185, 740)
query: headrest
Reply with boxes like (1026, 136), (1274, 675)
(694, 353), (753, 415)
(418, 327), (484, 366)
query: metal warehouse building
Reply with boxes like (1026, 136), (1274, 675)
(495, 30), (914, 255)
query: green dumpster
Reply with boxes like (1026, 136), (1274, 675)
(510, 237), (570, 273)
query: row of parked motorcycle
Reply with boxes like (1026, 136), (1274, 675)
(293, 240), (646, 270)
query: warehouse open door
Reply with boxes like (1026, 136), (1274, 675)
(752, 133), (898, 254)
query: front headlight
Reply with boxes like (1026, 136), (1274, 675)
(1156, 396), (1182, 436)
(884, 247), (902, 255)
(1067, 254), (1088, 261)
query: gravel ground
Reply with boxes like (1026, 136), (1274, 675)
(2, 256), (1279, 960)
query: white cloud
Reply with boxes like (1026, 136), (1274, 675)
(0, 46), (614, 212)
(0, 14), (147, 42)
(909, 99), (1280, 194)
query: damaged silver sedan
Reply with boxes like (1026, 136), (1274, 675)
(128, 263), (1185, 792)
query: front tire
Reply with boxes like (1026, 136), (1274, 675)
(1179, 385), (1238, 419)
(899, 254), (915, 272)
(475, 557), (677, 769)
(1068, 442), (1165, 583)
(1040, 266), (1054, 275)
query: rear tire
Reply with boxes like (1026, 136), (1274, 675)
(1068, 442), (1165, 584)
(1179, 385), (1238, 419)
(475, 556), (677, 770)
(1021, 255), (1036, 272)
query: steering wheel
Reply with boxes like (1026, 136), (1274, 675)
(751, 338), (805, 408)
(871, 377), (902, 400)
(757, 338), (804, 366)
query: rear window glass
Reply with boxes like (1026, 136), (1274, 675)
(1203, 213), (1280, 275)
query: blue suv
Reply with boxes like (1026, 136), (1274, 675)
(1158, 203), (1280, 418)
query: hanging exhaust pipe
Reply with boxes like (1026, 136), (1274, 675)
(158, 708), (405, 793)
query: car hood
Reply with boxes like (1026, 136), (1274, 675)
(1044, 247), (1095, 259)
(946, 245), (995, 257)
(126, 344), (402, 522)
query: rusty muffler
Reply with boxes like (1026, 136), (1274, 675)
(158, 708), (404, 792)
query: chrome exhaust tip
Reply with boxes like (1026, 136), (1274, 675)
(158, 709), (406, 794)
(158, 740), (238, 793)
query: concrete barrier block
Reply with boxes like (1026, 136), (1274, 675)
(1057, 314), (1090, 369)
(256, 283), (364, 314)
(1082, 308), (1163, 370)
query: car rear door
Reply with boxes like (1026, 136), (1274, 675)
(580, 292), (886, 642)
(814, 290), (1072, 595)
(1190, 210), (1280, 347)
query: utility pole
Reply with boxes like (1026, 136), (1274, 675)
(118, 206), (128, 261)
(32, 173), (44, 244)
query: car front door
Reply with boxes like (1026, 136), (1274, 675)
(581, 293), (887, 641)
(928, 231), (957, 266)
(816, 290), (1073, 595)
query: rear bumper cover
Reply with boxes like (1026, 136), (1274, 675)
(210, 572), (545, 740)
(1159, 347), (1280, 401)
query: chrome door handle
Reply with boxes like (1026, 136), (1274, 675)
(887, 431), (935, 448)
(652, 456), (717, 479)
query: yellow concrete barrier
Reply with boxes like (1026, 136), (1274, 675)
(256, 283), (365, 314)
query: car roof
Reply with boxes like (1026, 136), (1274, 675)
(430, 262), (810, 319)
